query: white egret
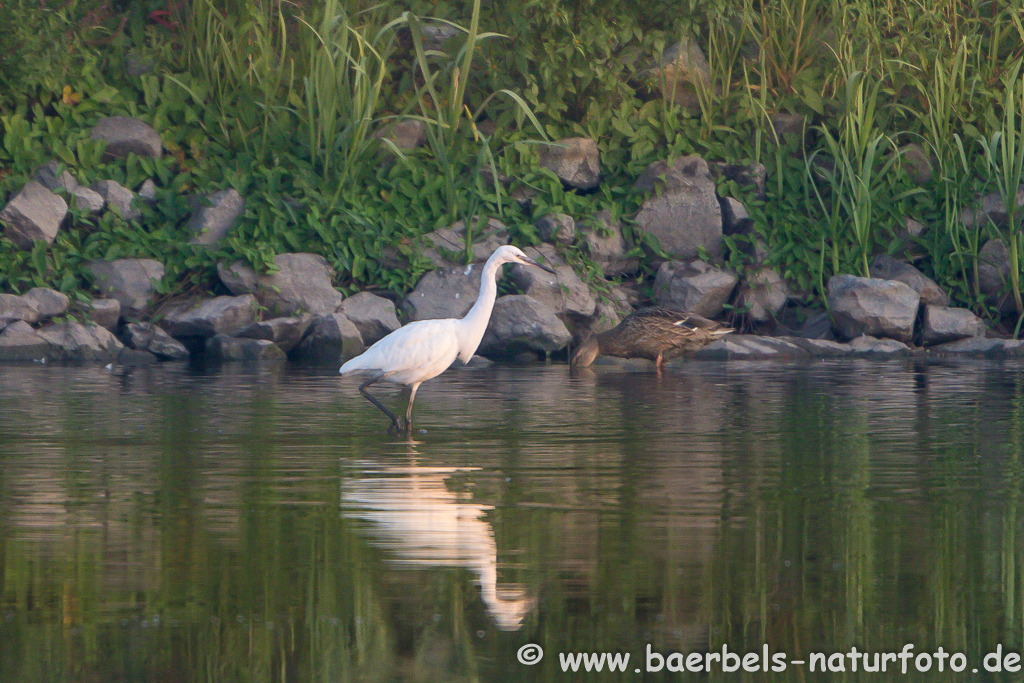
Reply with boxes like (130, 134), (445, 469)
(340, 245), (555, 433)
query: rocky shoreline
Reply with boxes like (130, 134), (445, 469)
(3, 116), (1022, 367)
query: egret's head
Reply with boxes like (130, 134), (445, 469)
(490, 245), (557, 274)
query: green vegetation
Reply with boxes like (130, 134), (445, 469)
(2, 0), (1024, 330)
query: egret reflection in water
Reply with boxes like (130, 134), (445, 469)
(341, 458), (535, 631)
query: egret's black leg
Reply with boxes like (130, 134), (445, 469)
(404, 383), (421, 436)
(359, 376), (401, 432)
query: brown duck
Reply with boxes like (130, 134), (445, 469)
(571, 307), (733, 370)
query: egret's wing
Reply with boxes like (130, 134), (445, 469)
(341, 319), (459, 375)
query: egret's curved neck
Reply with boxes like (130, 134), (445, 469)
(457, 256), (502, 360)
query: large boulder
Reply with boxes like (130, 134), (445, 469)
(645, 36), (711, 113)
(86, 258), (165, 319)
(218, 253), (342, 317)
(88, 299), (121, 330)
(1, 181), (67, 250)
(206, 335), (286, 361)
(0, 321), (52, 360)
(735, 268), (789, 322)
(188, 188), (245, 245)
(653, 259), (738, 318)
(869, 254), (948, 307)
(34, 161), (79, 192)
(921, 305), (986, 345)
(23, 288), (69, 319)
(634, 155), (722, 260)
(402, 266), (482, 321)
(337, 293), (400, 345)
(162, 295), (258, 339)
(0, 294), (42, 325)
(72, 187), (105, 214)
(961, 186), (1024, 230)
(535, 213), (576, 246)
(291, 313), (365, 364)
(123, 322), (191, 359)
(90, 180), (141, 221)
(478, 295), (572, 359)
(579, 211), (639, 277)
(978, 238), (1012, 305)
(37, 321), (124, 361)
(538, 137), (600, 190)
(508, 247), (596, 319)
(419, 217), (509, 268)
(90, 116), (163, 159)
(827, 275), (920, 342)
(236, 315), (313, 353)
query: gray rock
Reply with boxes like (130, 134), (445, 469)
(123, 322), (190, 359)
(0, 181), (67, 249)
(827, 274), (920, 342)
(579, 210), (639, 276)
(138, 179), (158, 204)
(72, 187), (105, 214)
(291, 313), (365, 364)
(869, 254), (948, 306)
(86, 259), (164, 319)
(708, 161), (768, 200)
(0, 320), (52, 360)
(653, 259), (738, 318)
(978, 238), (1011, 296)
(403, 266), (482, 321)
(478, 295), (573, 358)
(961, 186), (1024, 230)
(768, 112), (808, 148)
(646, 36), (711, 113)
(719, 197), (751, 235)
(23, 288), (69, 319)
(933, 337), (1024, 358)
(0, 294), (42, 325)
(162, 295), (258, 338)
(420, 217), (509, 268)
(847, 335), (913, 357)
(90, 116), (162, 159)
(790, 337), (853, 356)
(187, 188), (245, 245)
(374, 118), (427, 151)
(535, 213), (576, 245)
(794, 309), (836, 339)
(88, 299), (121, 330)
(337, 293), (400, 345)
(206, 334), (286, 361)
(921, 305), (986, 345)
(118, 347), (159, 365)
(900, 143), (934, 184)
(508, 251), (596, 319)
(90, 180), (140, 221)
(236, 315), (313, 353)
(692, 335), (808, 360)
(37, 321), (124, 361)
(124, 50), (155, 77)
(538, 137), (600, 190)
(216, 253), (342, 316)
(735, 268), (789, 322)
(421, 22), (461, 51)
(34, 161), (78, 192)
(634, 155), (722, 259)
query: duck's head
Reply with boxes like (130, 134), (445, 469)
(570, 335), (600, 368)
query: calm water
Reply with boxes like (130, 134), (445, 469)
(2, 358), (1024, 681)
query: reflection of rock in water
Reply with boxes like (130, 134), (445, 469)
(341, 465), (534, 631)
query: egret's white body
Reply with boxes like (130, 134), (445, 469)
(340, 245), (554, 432)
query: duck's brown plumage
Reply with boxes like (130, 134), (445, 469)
(571, 307), (732, 369)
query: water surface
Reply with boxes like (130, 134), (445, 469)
(1, 359), (1024, 681)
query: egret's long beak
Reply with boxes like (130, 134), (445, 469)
(523, 256), (557, 275)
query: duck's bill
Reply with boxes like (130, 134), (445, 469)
(525, 257), (557, 275)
